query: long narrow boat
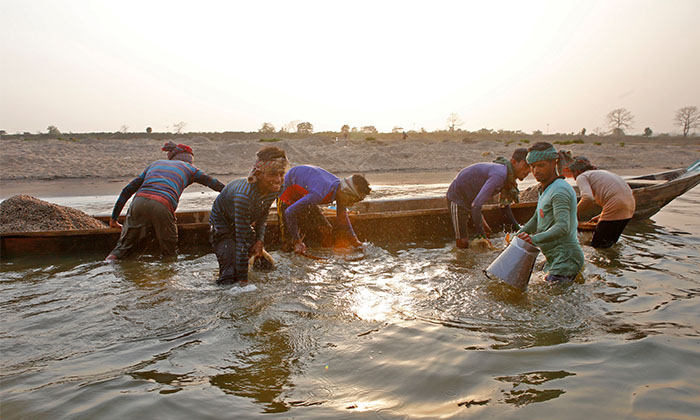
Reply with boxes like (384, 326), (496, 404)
(2, 162), (699, 259)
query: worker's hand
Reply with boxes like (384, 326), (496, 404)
(349, 236), (363, 248)
(249, 240), (264, 258)
(504, 233), (513, 246)
(517, 232), (533, 245)
(294, 240), (307, 255)
(470, 237), (495, 250)
(109, 219), (122, 230)
(589, 215), (600, 224)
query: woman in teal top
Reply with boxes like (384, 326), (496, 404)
(517, 142), (584, 283)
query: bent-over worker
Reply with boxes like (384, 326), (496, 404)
(567, 156), (635, 248)
(278, 165), (371, 255)
(446, 148), (531, 249)
(209, 147), (288, 284)
(106, 142), (224, 260)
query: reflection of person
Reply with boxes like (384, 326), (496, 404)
(209, 147), (288, 284)
(517, 142), (584, 283)
(446, 148), (531, 249)
(106, 142), (224, 260)
(278, 165), (371, 255)
(567, 156), (635, 248)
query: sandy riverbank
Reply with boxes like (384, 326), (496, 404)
(1, 134), (699, 198)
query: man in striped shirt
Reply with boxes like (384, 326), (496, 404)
(209, 147), (288, 284)
(105, 142), (224, 260)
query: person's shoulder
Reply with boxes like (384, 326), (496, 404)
(553, 178), (576, 194)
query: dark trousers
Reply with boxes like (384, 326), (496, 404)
(591, 218), (631, 248)
(110, 196), (177, 258)
(210, 228), (239, 284)
(449, 200), (477, 240)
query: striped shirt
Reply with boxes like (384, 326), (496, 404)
(210, 178), (280, 280)
(279, 165), (356, 242)
(111, 159), (224, 220)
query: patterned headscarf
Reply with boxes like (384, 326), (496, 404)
(526, 146), (559, 164)
(247, 157), (289, 183)
(493, 156), (520, 205)
(567, 156), (597, 173)
(339, 176), (370, 203)
(162, 141), (194, 163)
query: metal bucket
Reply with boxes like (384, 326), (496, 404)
(484, 236), (540, 291)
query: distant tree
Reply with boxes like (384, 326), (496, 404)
(674, 106), (700, 137)
(606, 108), (634, 135)
(532, 129), (543, 135)
(341, 124), (350, 139)
(172, 121), (187, 134)
(361, 125), (378, 134)
(643, 127), (653, 137)
(580, 128), (586, 136)
(351, 127), (358, 133)
(0, 130), (6, 136)
(297, 122), (313, 134)
(391, 126), (404, 134)
(47, 125), (61, 136)
(146, 127), (153, 134)
(446, 113), (463, 132)
(259, 122), (276, 133)
(611, 128), (625, 137)
(119, 125), (129, 134)
(281, 120), (300, 133)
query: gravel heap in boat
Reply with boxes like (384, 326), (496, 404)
(0, 195), (107, 233)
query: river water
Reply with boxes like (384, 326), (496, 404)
(2, 186), (699, 419)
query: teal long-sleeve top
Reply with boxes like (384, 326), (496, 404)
(518, 178), (584, 276)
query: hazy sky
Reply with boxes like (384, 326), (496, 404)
(1, 0), (698, 135)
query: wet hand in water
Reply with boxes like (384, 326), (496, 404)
(294, 240), (307, 255)
(470, 237), (495, 250)
(249, 240), (264, 258)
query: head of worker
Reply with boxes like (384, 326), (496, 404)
(526, 142), (560, 184)
(162, 141), (194, 164)
(247, 146), (289, 194)
(510, 148), (531, 181)
(566, 156), (597, 180)
(336, 174), (371, 207)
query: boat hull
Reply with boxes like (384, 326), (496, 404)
(2, 166), (698, 259)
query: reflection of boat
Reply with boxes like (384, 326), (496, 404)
(2, 163), (699, 259)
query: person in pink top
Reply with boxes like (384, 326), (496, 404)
(567, 156), (636, 248)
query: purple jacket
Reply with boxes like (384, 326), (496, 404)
(446, 163), (518, 235)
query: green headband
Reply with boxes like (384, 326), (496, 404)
(526, 147), (559, 164)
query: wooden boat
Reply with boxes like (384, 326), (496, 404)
(2, 162), (699, 259)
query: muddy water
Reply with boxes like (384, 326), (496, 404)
(1, 187), (699, 419)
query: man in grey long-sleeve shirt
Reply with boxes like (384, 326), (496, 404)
(446, 148), (530, 248)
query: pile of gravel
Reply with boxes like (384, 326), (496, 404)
(0, 195), (108, 233)
(519, 185), (540, 202)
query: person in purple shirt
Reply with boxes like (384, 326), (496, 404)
(278, 165), (371, 255)
(446, 148), (530, 249)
